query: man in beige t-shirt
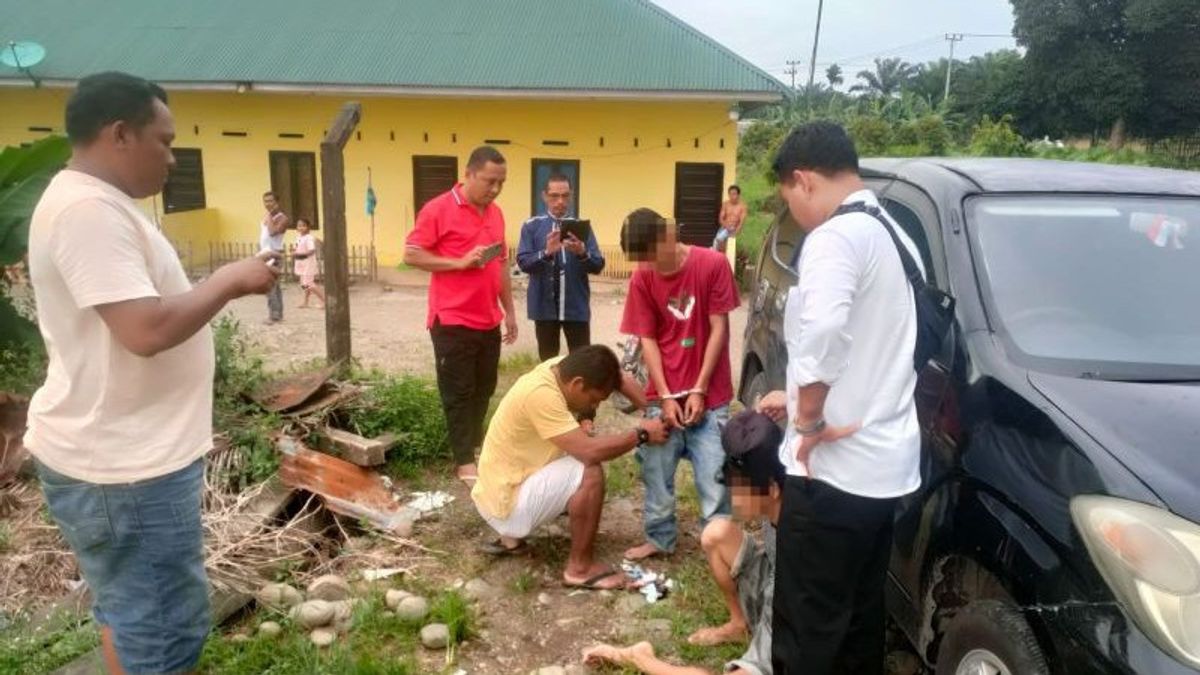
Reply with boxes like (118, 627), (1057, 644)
(25, 71), (276, 675)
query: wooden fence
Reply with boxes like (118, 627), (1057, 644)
(202, 241), (377, 282)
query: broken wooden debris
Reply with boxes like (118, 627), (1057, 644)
(252, 367), (336, 413)
(324, 427), (396, 467)
(276, 436), (416, 534)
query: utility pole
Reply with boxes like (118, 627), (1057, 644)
(806, 0), (825, 92)
(784, 60), (801, 91)
(943, 33), (964, 103)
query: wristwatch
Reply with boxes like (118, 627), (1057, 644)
(636, 428), (651, 446)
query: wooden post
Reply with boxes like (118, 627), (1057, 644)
(320, 102), (361, 373)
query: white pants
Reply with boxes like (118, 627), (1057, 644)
(479, 456), (585, 539)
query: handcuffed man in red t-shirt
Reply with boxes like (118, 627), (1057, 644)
(619, 208), (741, 560)
(404, 146), (519, 484)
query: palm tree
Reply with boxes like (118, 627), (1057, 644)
(850, 57), (918, 99)
(825, 64), (844, 88)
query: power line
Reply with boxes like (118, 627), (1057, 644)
(784, 59), (801, 90)
(806, 0), (826, 92)
(944, 33), (964, 101)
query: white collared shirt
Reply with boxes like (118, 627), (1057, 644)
(779, 189), (923, 498)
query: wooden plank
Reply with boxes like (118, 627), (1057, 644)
(320, 102), (361, 375)
(324, 427), (396, 467)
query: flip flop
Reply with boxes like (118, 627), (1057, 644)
(563, 569), (624, 591)
(478, 538), (527, 556)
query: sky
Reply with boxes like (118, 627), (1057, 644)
(650, 0), (1018, 88)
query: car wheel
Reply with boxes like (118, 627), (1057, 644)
(935, 600), (1049, 675)
(743, 370), (769, 410)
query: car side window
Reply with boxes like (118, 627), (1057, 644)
(770, 209), (804, 274)
(882, 199), (938, 287)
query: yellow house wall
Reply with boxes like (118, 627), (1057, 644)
(0, 88), (739, 267)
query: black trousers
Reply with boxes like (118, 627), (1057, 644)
(533, 320), (590, 362)
(430, 320), (501, 466)
(772, 477), (898, 675)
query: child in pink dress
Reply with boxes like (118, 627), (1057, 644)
(293, 218), (325, 308)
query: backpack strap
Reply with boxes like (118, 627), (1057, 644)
(831, 202), (926, 290)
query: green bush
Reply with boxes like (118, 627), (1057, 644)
(211, 316), (280, 489)
(737, 120), (787, 169)
(846, 116), (893, 156)
(970, 115), (1028, 157)
(0, 342), (46, 396)
(341, 372), (448, 476)
(893, 115), (954, 156)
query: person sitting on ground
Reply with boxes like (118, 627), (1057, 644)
(581, 409), (784, 674)
(471, 345), (667, 590)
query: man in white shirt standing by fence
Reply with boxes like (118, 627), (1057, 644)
(757, 121), (924, 674)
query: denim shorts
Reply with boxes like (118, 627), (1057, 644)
(37, 458), (211, 674)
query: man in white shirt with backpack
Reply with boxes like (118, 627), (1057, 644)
(757, 121), (926, 674)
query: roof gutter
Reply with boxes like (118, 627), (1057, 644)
(0, 78), (783, 103)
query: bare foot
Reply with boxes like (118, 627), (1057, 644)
(687, 620), (748, 646)
(583, 641), (656, 667)
(624, 541), (668, 561)
(563, 562), (627, 590)
(456, 463), (478, 486)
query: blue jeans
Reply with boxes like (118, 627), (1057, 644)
(636, 404), (731, 553)
(37, 458), (210, 675)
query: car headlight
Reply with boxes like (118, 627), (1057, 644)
(1072, 495), (1200, 667)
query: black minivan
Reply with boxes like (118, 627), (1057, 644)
(739, 158), (1200, 674)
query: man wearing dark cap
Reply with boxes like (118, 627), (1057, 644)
(582, 410), (783, 675)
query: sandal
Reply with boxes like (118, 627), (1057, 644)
(478, 538), (527, 556)
(562, 569), (625, 591)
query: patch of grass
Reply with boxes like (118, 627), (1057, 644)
(341, 371), (449, 478)
(605, 454), (639, 499)
(644, 555), (745, 668)
(200, 594), (421, 674)
(211, 316), (281, 489)
(510, 569), (537, 595)
(429, 590), (474, 646)
(498, 351), (539, 376)
(0, 343), (46, 396)
(0, 616), (100, 675)
(0, 522), (10, 554)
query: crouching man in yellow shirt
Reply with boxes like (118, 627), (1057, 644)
(472, 345), (668, 590)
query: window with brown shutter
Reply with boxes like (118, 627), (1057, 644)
(412, 155), (459, 213)
(163, 148), (206, 213)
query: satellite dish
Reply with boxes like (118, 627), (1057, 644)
(1, 41), (46, 69)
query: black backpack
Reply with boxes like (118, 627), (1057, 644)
(832, 202), (956, 372)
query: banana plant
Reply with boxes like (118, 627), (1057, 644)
(0, 135), (70, 347)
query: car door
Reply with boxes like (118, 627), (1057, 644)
(871, 183), (960, 641)
(753, 208), (804, 394)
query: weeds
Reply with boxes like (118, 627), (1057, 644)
(510, 569), (537, 595)
(0, 343), (46, 396)
(211, 316), (281, 489)
(429, 590), (474, 645)
(0, 616), (100, 674)
(341, 371), (448, 477)
(0, 522), (9, 554)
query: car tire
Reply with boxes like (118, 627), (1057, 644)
(935, 600), (1049, 675)
(743, 370), (769, 410)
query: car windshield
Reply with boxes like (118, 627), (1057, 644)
(968, 194), (1200, 380)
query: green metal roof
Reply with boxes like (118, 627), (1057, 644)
(0, 0), (785, 100)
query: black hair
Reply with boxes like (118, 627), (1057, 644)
(296, 217), (311, 227)
(620, 207), (669, 259)
(723, 455), (787, 492)
(728, 185), (741, 194)
(544, 173), (572, 189)
(263, 191), (277, 199)
(771, 120), (859, 182)
(467, 145), (507, 171)
(65, 72), (168, 145)
(558, 345), (621, 393)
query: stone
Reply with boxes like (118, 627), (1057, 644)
(537, 592), (553, 606)
(393, 516), (415, 538)
(463, 578), (500, 602)
(306, 574), (352, 602)
(381, 610), (395, 618)
(395, 596), (429, 622)
(257, 621), (282, 638)
(530, 668), (566, 675)
(385, 589), (413, 609)
(614, 593), (646, 616)
(310, 627), (337, 647)
(256, 582), (303, 610)
(229, 633), (251, 643)
(294, 600), (336, 629)
(564, 666), (590, 675)
(329, 600), (355, 625)
(420, 623), (450, 650)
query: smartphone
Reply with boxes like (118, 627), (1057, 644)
(480, 242), (503, 265)
(559, 218), (593, 244)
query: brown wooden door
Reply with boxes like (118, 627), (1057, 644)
(269, 151), (318, 228)
(412, 155), (459, 213)
(674, 162), (725, 245)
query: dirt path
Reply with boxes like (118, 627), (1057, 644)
(223, 272), (748, 380)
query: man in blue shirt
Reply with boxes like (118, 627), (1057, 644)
(517, 174), (606, 361)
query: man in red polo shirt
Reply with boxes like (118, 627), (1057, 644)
(405, 146), (518, 483)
